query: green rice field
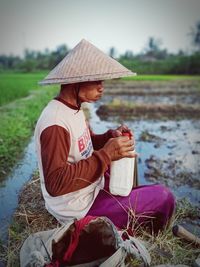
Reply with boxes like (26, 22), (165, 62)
(0, 72), (48, 106)
(1, 73), (200, 107)
(0, 72), (58, 179)
(123, 74), (200, 81)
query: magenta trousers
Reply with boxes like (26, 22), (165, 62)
(87, 173), (175, 234)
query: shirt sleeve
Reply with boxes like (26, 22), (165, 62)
(89, 126), (113, 150)
(40, 125), (111, 197)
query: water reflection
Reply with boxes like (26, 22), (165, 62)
(91, 101), (200, 206)
(0, 97), (199, 241)
(0, 136), (37, 240)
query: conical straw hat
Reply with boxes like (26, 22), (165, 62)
(39, 39), (136, 85)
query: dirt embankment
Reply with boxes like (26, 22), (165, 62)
(104, 80), (200, 95)
(97, 80), (200, 120)
(97, 103), (200, 120)
(3, 172), (200, 266)
(144, 155), (200, 189)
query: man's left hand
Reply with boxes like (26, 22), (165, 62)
(111, 125), (134, 138)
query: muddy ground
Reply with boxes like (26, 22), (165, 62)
(1, 80), (200, 266)
(97, 80), (200, 193)
(96, 79), (200, 235)
(98, 80), (200, 120)
(97, 103), (200, 120)
(104, 80), (200, 95)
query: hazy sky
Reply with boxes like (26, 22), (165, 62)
(0, 0), (200, 56)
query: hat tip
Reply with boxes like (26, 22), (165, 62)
(80, 38), (88, 43)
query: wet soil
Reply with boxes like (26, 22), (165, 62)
(144, 155), (200, 189)
(95, 80), (200, 236)
(104, 80), (200, 95)
(98, 80), (200, 120)
(1, 80), (200, 265)
(96, 80), (200, 199)
(97, 103), (200, 120)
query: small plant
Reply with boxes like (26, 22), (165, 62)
(125, 199), (200, 265)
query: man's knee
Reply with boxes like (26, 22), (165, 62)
(153, 184), (175, 214)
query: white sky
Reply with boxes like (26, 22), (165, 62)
(0, 0), (200, 56)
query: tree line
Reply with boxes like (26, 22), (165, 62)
(1, 21), (200, 74)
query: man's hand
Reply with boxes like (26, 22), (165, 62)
(111, 125), (133, 138)
(103, 136), (137, 161)
(109, 125), (135, 149)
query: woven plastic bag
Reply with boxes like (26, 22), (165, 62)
(20, 216), (151, 267)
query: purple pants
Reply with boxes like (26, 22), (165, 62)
(87, 174), (175, 234)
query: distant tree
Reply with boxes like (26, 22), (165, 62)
(51, 44), (69, 66)
(56, 44), (69, 57)
(109, 47), (117, 58)
(121, 50), (134, 60)
(44, 48), (50, 55)
(142, 37), (168, 60)
(20, 59), (37, 72)
(35, 51), (50, 69)
(24, 49), (37, 60)
(0, 55), (9, 69)
(190, 20), (200, 51)
(177, 49), (185, 56)
(146, 37), (161, 53)
(0, 55), (21, 70)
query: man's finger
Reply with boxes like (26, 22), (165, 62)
(123, 151), (138, 158)
(118, 136), (134, 145)
(115, 130), (122, 137)
(120, 143), (135, 153)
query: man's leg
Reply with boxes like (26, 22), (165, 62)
(87, 178), (175, 234)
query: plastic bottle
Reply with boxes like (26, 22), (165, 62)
(109, 132), (135, 196)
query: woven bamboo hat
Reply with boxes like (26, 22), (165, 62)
(39, 39), (136, 85)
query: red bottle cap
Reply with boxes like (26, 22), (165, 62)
(122, 132), (131, 139)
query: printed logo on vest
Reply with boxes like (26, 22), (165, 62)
(78, 128), (93, 158)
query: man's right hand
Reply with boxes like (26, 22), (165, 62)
(103, 136), (136, 161)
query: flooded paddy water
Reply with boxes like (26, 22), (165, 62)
(95, 81), (200, 204)
(0, 137), (37, 241)
(94, 80), (200, 234)
(0, 79), (200, 243)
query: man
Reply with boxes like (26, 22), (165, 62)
(35, 39), (175, 233)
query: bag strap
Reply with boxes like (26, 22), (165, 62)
(119, 235), (151, 266)
(63, 216), (96, 262)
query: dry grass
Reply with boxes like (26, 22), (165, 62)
(0, 172), (59, 266)
(1, 173), (200, 266)
(136, 219), (200, 265)
(127, 199), (200, 266)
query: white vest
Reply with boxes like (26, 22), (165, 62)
(34, 100), (104, 224)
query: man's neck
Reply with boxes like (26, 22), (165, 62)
(58, 85), (79, 108)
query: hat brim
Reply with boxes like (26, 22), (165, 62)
(39, 71), (137, 85)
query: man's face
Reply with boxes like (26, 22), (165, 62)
(79, 81), (104, 103)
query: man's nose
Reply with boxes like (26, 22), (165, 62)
(98, 84), (104, 93)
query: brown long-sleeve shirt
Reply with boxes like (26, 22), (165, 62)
(40, 124), (112, 197)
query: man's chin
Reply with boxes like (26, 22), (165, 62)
(85, 95), (103, 103)
(96, 94), (103, 99)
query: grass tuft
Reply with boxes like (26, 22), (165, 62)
(0, 85), (59, 180)
(0, 72), (47, 106)
(1, 173), (199, 266)
(125, 198), (200, 266)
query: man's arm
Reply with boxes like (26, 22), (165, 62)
(40, 125), (111, 197)
(89, 124), (135, 150)
(89, 126), (113, 150)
